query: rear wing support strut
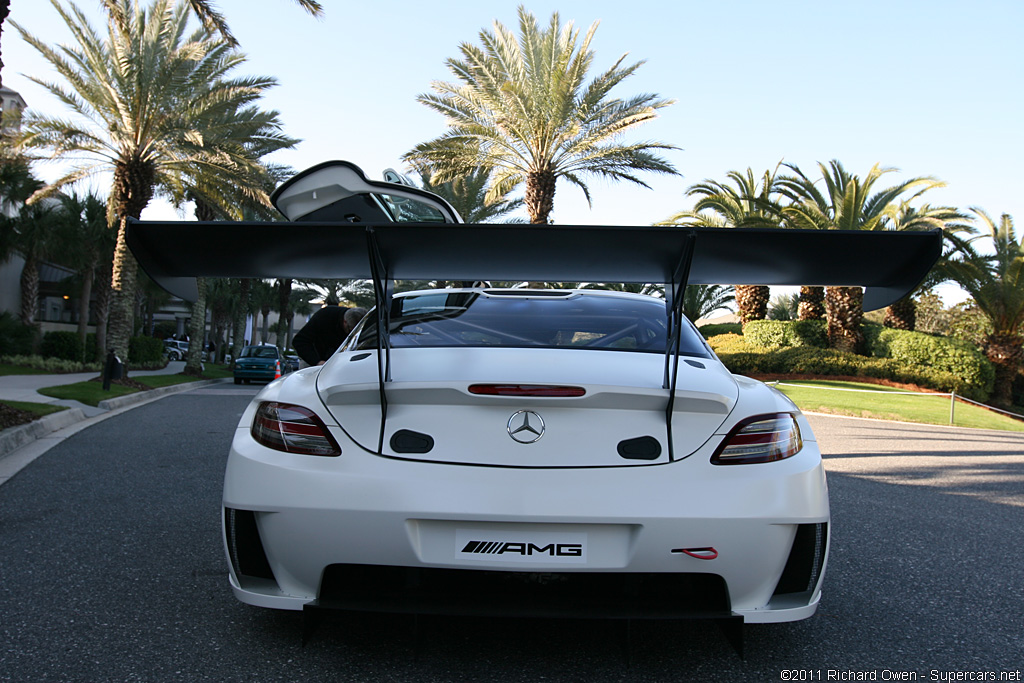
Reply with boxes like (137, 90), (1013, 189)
(663, 232), (697, 462)
(367, 227), (393, 455)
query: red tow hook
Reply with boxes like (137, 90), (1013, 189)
(672, 547), (718, 560)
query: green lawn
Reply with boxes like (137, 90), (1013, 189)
(0, 399), (68, 417)
(37, 380), (138, 406)
(34, 367), (229, 407)
(774, 379), (1024, 432)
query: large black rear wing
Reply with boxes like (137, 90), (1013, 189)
(127, 220), (940, 312)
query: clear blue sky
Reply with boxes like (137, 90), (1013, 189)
(5, 1), (1023, 302)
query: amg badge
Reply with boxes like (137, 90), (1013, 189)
(455, 529), (587, 563)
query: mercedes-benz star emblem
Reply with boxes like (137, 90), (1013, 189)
(507, 410), (545, 444)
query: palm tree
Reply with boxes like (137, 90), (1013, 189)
(768, 293), (799, 321)
(777, 160), (943, 352)
(249, 279), (276, 344)
(0, 155), (56, 327)
(416, 167), (524, 224)
(682, 284), (735, 323)
(405, 6), (678, 225)
(14, 0), (286, 364)
(55, 191), (115, 357)
(942, 209), (1024, 407)
(128, 0), (324, 48)
(881, 203), (974, 330)
(660, 167), (783, 325)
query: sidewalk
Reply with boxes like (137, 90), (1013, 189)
(0, 361), (225, 458)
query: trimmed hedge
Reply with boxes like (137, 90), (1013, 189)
(128, 336), (165, 364)
(708, 333), (991, 401)
(40, 331), (83, 361)
(864, 325), (994, 398)
(726, 320), (995, 400)
(744, 320), (827, 349)
(698, 322), (742, 338)
(0, 312), (36, 356)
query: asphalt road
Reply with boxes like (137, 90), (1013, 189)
(1, 384), (1022, 682)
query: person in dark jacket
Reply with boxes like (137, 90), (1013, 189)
(293, 306), (367, 366)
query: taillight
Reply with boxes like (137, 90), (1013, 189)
(468, 384), (586, 397)
(251, 402), (341, 456)
(711, 413), (802, 465)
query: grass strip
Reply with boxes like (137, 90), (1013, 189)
(37, 380), (137, 407)
(0, 400), (68, 416)
(775, 379), (1024, 432)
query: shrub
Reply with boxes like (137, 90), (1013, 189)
(698, 322), (741, 338)
(40, 331), (83, 361)
(866, 326), (994, 398)
(0, 312), (36, 356)
(744, 320), (827, 349)
(128, 336), (164, 364)
(708, 334), (991, 401)
(0, 354), (102, 373)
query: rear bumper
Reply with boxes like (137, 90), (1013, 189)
(234, 367), (277, 380)
(223, 424), (829, 623)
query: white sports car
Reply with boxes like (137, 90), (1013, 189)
(128, 161), (940, 636)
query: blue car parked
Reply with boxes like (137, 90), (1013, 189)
(233, 345), (283, 384)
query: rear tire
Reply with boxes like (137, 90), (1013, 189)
(234, 377), (241, 385)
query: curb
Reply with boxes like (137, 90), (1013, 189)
(0, 378), (228, 460)
(0, 407), (88, 457)
(96, 378), (225, 411)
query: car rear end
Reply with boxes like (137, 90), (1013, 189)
(222, 290), (828, 623)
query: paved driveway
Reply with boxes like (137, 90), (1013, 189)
(0, 391), (1021, 681)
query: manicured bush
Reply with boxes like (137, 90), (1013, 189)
(40, 330), (83, 361)
(707, 333), (990, 401)
(0, 354), (102, 373)
(698, 322), (741, 338)
(128, 336), (164, 364)
(0, 312), (36, 356)
(743, 320), (827, 349)
(866, 325), (994, 398)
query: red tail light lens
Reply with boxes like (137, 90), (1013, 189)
(251, 402), (341, 456)
(711, 413), (802, 465)
(468, 384), (586, 397)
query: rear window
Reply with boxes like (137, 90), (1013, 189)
(349, 291), (710, 357)
(240, 346), (280, 359)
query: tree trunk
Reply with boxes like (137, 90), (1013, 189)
(884, 297), (916, 331)
(798, 286), (825, 320)
(260, 305), (270, 343)
(525, 169), (556, 225)
(107, 160), (155, 367)
(983, 333), (1024, 408)
(231, 278), (250, 363)
(93, 273), (111, 362)
(77, 265), (95, 361)
(825, 286), (864, 353)
(19, 254), (38, 325)
(735, 285), (769, 325)
(276, 278), (292, 350)
(183, 277), (208, 376)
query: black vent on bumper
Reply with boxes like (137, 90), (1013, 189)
(316, 565), (731, 619)
(224, 508), (275, 581)
(773, 522), (828, 596)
